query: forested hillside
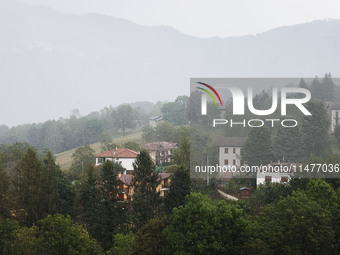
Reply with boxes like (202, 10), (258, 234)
(0, 101), (163, 153)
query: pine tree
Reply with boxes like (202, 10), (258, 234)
(173, 136), (190, 170)
(80, 164), (101, 238)
(273, 124), (302, 162)
(323, 72), (335, 101)
(310, 74), (335, 101)
(0, 163), (11, 219)
(14, 147), (44, 225)
(310, 76), (322, 100)
(98, 160), (126, 250)
(40, 151), (61, 216)
(164, 167), (190, 214)
(132, 150), (161, 229)
(56, 174), (75, 216)
(242, 126), (272, 166)
(301, 101), (330, 156)
(298, 78), (308, 89)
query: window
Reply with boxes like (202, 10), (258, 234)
(224, 159), (229, 165)
(281, 176), (288, 183)
(265, 176), (272, 183)
(118, 193), (124, 201)
(233, 159), (236, 165)
(233, 148), (236, 154)
(224, 148), (229, 154)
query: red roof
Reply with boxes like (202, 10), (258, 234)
(96, 148), (138, 158)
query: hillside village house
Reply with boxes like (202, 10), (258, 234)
(144, 141), (178, 166)
(95, 148), (138, 175)
(256, 162), (296, 186)
(217, 137), (247, 180)
(96, 148), (171, 201)
(149, 116), (163, 127)
(117, 172), (171, 201)
(329, 102), (340, 132)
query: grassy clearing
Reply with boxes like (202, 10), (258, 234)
(56, 131), (142, 171)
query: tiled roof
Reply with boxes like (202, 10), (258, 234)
(144, 141), (178, 151)
(216, 137), (247, 147)
(159, 172), (171, 180)
(118, 174), (133, 186)
(118, 172), (171, 186)
(96, 148), (138, 158)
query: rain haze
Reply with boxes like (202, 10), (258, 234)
(1, 0), (340, 126)
(15, 0), (340, 37)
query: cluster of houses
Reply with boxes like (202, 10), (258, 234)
(95, 134), (293, 202)
(95, 141), (177, 202)
(95, 104), (340, 200)
(217, 137), (294, 187)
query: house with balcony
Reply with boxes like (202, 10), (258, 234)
(144, 141), (178, 166)
(117, 172), (171, 201)
(216, 137), (247, 180)
(157, 172), (171, 197)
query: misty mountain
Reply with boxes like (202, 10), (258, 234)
(1, 0), (340, 126)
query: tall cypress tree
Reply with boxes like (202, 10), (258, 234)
(40, 151), (61, 216)
(273, 124), (302, 162)
(242, 126), (272, 166)
(80, 164), (101, 238)
(164, 167), (191, 214)
(14, 147), (43, 225)
(298, 78), (308, 89)
(0, 163), (11, 219)
(301, 101), (330, 156)
(98, 160), (126, 250)
(322, 72), (335, 101)
(132, 150), (161, 229)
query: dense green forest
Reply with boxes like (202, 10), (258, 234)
(2, 142), (340, 254)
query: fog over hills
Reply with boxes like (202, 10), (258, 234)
(1, 0), (340, 126)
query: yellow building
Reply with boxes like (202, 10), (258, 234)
(117, 172), (171, 201)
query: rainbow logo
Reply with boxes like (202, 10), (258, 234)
(196, 82), (223, 106)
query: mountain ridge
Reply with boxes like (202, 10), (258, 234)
(1, 0), (340, 126)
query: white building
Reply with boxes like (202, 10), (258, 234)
(95, 148), (138, 175)
(217, 137), (247, 179)
(256, 162), (293, 186)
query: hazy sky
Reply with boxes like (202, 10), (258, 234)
(16, 0), (340, 38)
